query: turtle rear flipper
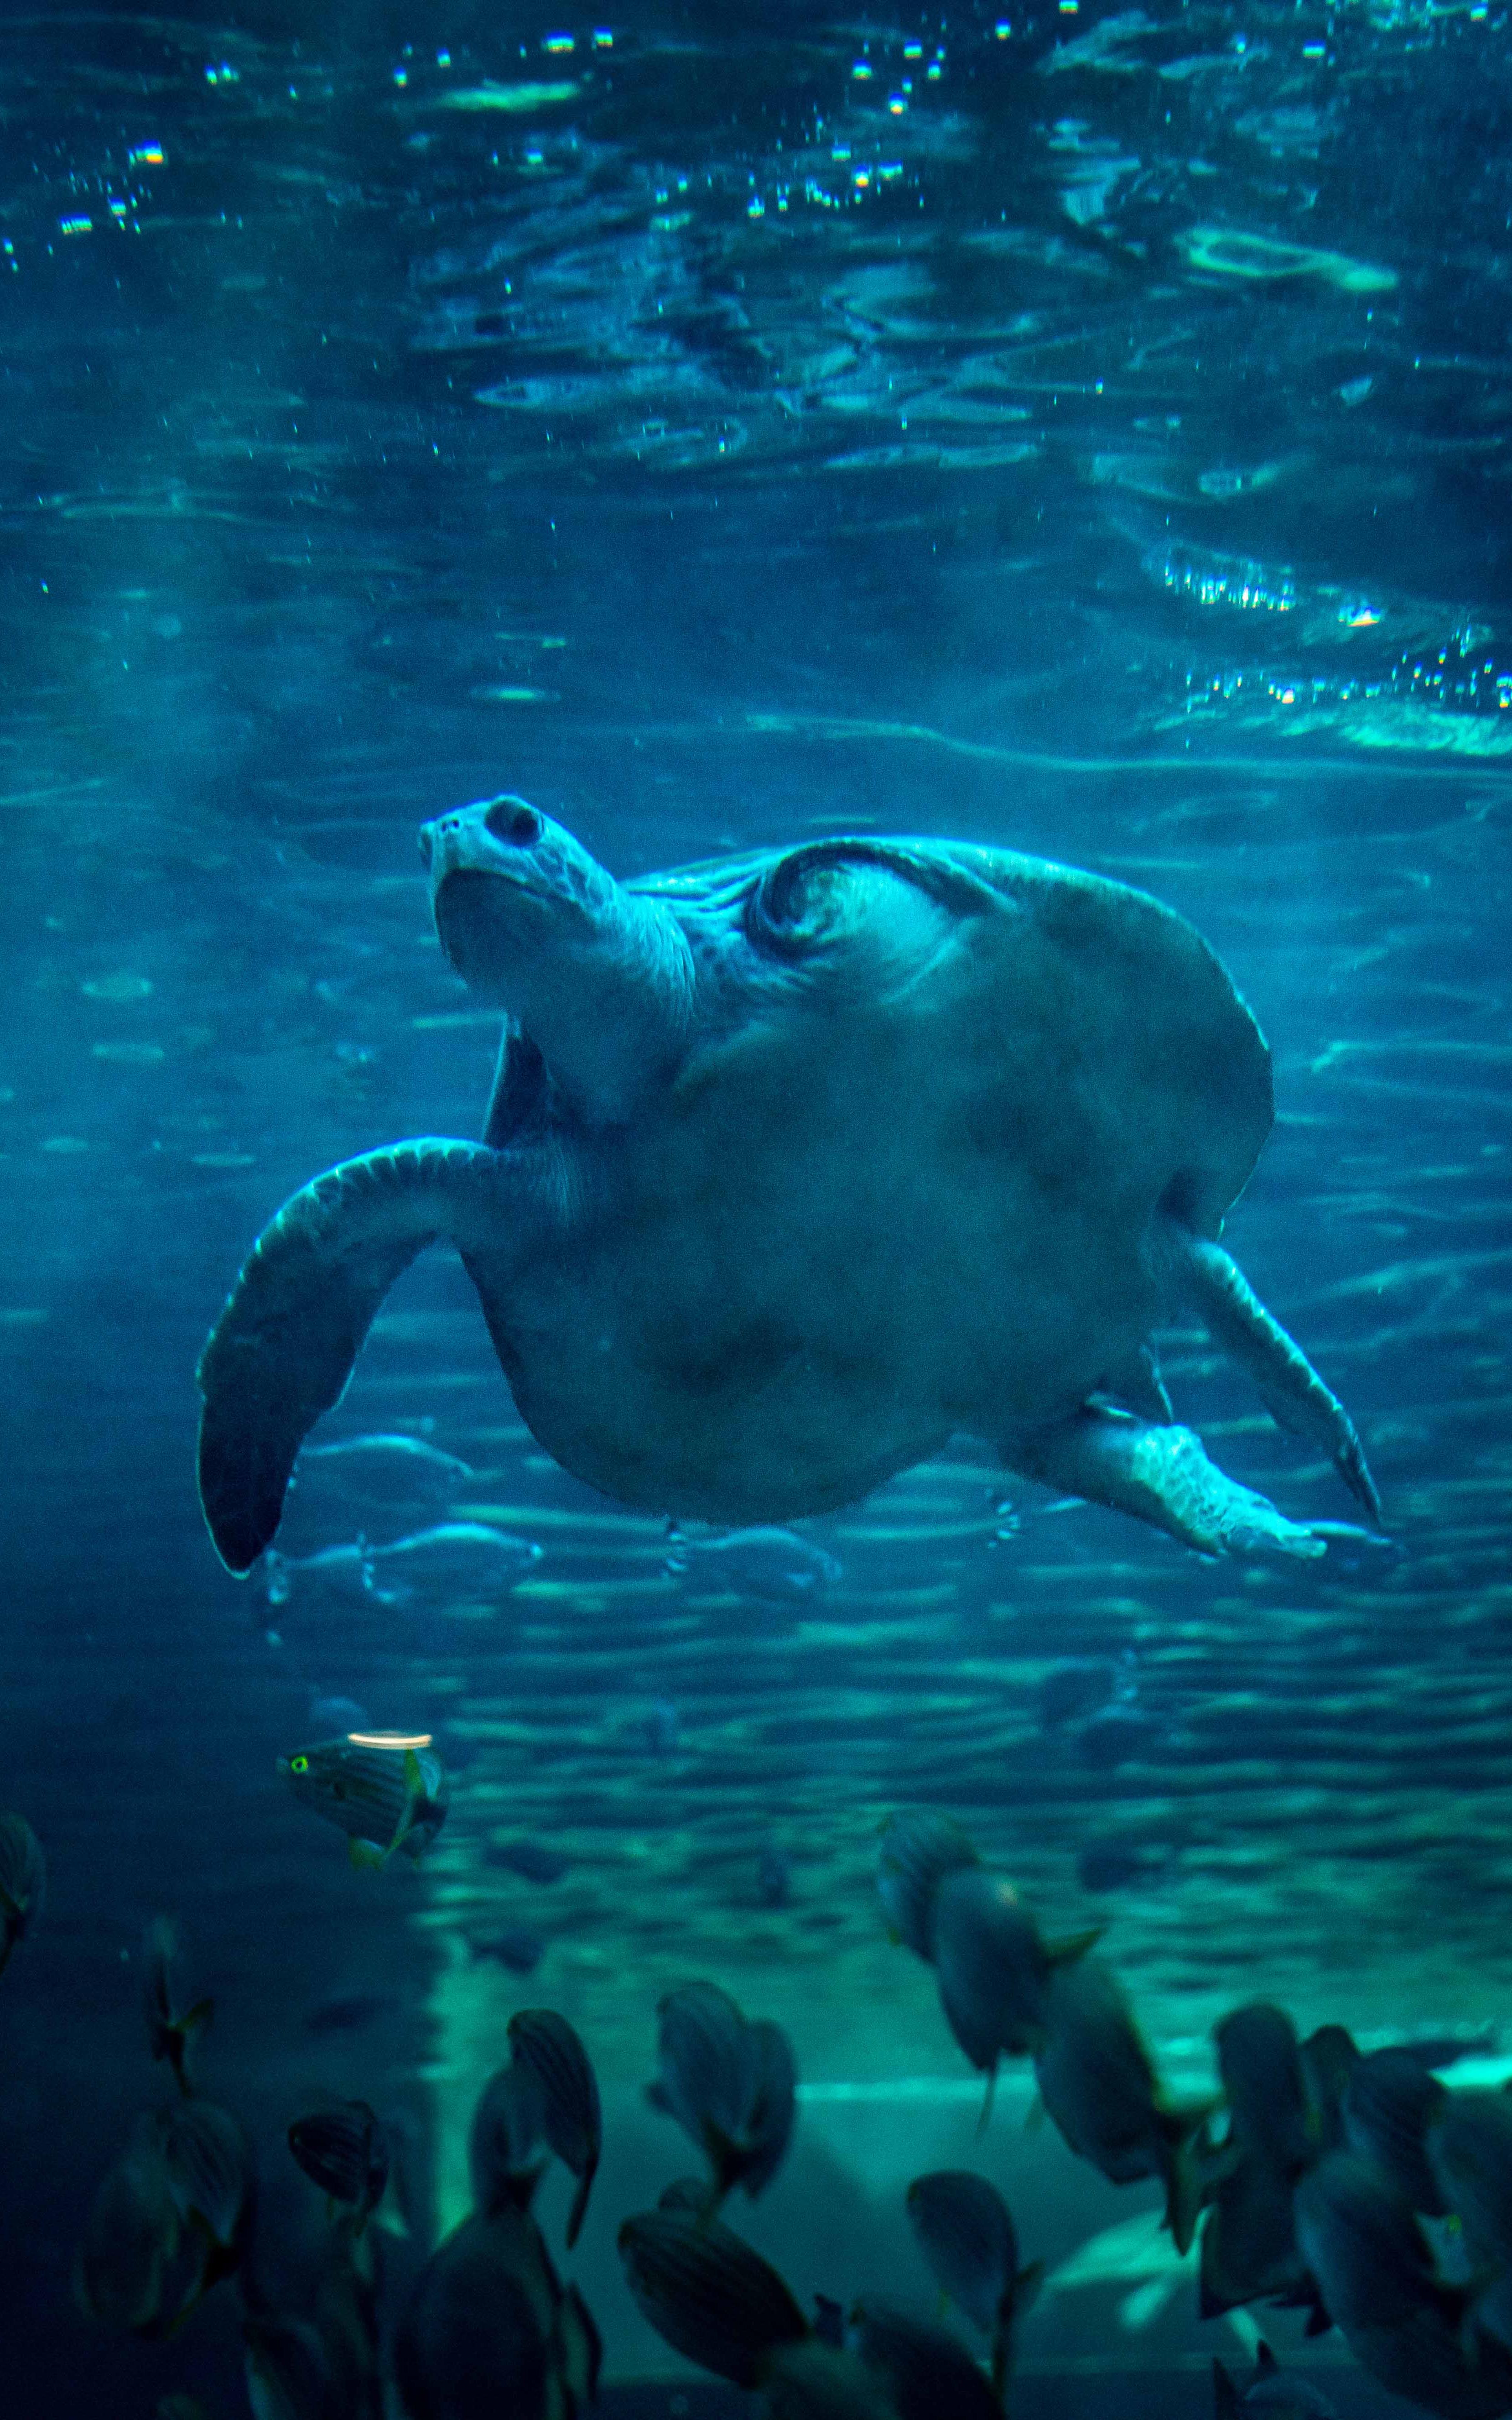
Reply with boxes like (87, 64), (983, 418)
(1010, 1406), (1328, 1562)
(1153, 1214), (1381, 1523)
(197, 1139), (531, 1575)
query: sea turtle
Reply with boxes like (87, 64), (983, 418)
(197, 797), (1380, 1576)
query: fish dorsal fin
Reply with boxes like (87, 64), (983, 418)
(1045, 1925), (1104, 1967)
(1012, 2258), (1044, 2317)
(379, 1753), (426, 1864)
(1212, 2358), (1243, 2420)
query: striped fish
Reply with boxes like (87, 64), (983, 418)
(508, 2009), (603, 2248)
(279, 1734), (448, 1869)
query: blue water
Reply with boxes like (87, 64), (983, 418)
(1, 3), (1510, 2414)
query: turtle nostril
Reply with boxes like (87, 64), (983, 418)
(484, 798), (543, 848)
(417, 825), (433, 869)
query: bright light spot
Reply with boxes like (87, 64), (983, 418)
(1302, 41), (1326, 56)
(393, 67), (408, 84)
(593, 30), (614, 47)
(542, 33), (576, 52)
(748, 196), (765, 217)
(59, 216), (92, 236)
(1280, 689), (1295, 704)
(852, 62), (873, 79)
(854, 170), (871, 188)
(437, 50), (451, 66)
(995, 19), (1011, 33)
(348, 1732), (433, 1750)
(1346, 609), (1382, 628)
(888, 95), (906, 113)
(129, 145), (164, 165)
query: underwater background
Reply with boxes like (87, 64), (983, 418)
(1, 0), (1510, 2411)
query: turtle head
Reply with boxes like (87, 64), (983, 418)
(421, 795), (694, 1125)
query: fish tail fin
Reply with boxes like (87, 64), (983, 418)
(976, 2061), (999, 2137)
(705, 2124), (743, 2214)
(169, 1997), (214, 2095)
(566, 2161), (595, 2252)
(987, 2261), (1042, 2405)
(1159, 2106), (1213, 2256)
(348, 1837), (387, 1871)
(561, 2280), (603, 2405)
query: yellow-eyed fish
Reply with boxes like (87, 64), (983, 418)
(278, 1732), (447, 1869)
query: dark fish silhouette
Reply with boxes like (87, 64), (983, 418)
(0, 1810), (45, 1977)
(876, 1810), (978, 1959)
(472, 1929), (546, 1977)
(1213, 2341), (1337, 2420)
(906, 2169), (1041, 2397)
(1342, 2049), (1449, 2215)
(851, 2296), (1003, 2420)
(142, 1919), (213, 2098)
(288, 2100), (390, 2232)
(649, 1981), (797, 2211)
(486, 1837), (571, 1885)
(508, 2009), (602, 2250)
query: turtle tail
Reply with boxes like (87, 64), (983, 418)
(197, 1140), (513, 1575)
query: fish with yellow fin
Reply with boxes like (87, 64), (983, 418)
(279, 1732), (447, 1869)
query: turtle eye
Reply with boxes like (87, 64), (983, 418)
(747, 851), (848, 953)
(484, 798), (542, 848)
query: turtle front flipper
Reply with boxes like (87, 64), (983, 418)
(1008, 1407), (1328, 1562)
(1151, 1215), (1381, 1524)
(197, 1139), (533, 1575)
